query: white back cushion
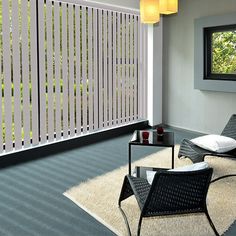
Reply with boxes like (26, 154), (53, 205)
(146, 162), (209, 185)
(168, 162), (209, 172)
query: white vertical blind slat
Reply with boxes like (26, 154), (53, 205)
(12, 0), (22, 150)
(133, 17), (138, 120)
(113, 12), (117, 126)
(142, 25), (145, 119)
(108, 11), (112, 127)
(22, 0), (31, 147)
(138, 19), (142, 118)
(130, 15), (134, 121)
(75, 5), (81, 135)
(62, 3), (69, 138)
(54, 1), (61, 140)
(68, 4), (75, 137)
(143, 25), (148, 119)
(125, 14), (130, 122)
(88, 7), (93, 132)
(93, 9), (98, 130)
(82, 6), (88, 134)
(98, 9), (103, 129)
(2, 0), (13, 152)
(0, 20), (2, 152)
(38, 0), (47, 143)
(121, 13), (125, 123)
(117, 13), (121, 126)
(103, 10), (108, 128)
(46, 0), (54, 142)
(30, 0), (39, 145)
(142, 24), (146, 119)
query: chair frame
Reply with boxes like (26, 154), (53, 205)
(118, 168), (219, 236)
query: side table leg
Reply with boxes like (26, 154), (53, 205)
(129, 144), (131, 175)
(172, 146), (174, 169)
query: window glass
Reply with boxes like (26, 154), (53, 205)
(212, 30), (236, 74)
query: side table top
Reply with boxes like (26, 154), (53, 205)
(129, 130), (174, 147)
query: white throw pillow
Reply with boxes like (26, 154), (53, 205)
(146, 162), (209, 185)
(191, 134), (236, 153)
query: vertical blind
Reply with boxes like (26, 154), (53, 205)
(0, 0), (148, 154)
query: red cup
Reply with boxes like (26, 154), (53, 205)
(157, 126), (164, 135)
(142, 131), (149, 140)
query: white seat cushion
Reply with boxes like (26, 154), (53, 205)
(191, 134), (236, 153)
(146, 162), (209, 185)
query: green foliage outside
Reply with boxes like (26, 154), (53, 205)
(1, 80), (85, 143)
(1, 80), (83, 97)
(212, 30), (236, 74)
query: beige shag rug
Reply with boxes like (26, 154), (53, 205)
(64, 146), (236, 236)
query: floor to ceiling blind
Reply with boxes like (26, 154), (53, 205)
(0, 0), (148, 154)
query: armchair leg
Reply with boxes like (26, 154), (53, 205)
(205, 210), (220, 236)
(118, 204), (131, 236)
(137, 216), (143, 236)
(118, 175), (134, 206)
(118, 175), (134, 236)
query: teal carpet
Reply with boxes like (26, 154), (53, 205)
(0, 127), (235, 236)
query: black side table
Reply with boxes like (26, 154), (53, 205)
(128, 130), (175, 175)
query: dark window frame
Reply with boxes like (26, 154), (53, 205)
(204, 24), (236, 81)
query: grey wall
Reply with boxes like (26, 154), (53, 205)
(163, 0), (236, 134)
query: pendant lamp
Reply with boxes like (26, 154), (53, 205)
(140, 0), (160, 24)
(159, 0), (178, 15)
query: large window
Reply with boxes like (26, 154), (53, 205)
(0, 0), (148, 154)
(204, 24), (236, 80)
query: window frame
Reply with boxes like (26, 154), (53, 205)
(204, 24), (236, 81)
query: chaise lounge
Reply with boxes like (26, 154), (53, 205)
(178, 114), (236, 163)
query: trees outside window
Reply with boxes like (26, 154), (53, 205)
(204, 24), (236, 80)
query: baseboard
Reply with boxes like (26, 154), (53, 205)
(164, 124), (206, 136)
(0, 120), (149, 169)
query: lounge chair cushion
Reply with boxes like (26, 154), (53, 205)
(146, 162), (209, 184)
(191, 134), (236, 153)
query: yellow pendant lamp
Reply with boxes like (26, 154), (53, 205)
(159, 0), (178, 15)
(140, 0), (160, 24)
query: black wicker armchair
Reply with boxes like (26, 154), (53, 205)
(178, 114), (236, 163)
(118, 168), (219, 236)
